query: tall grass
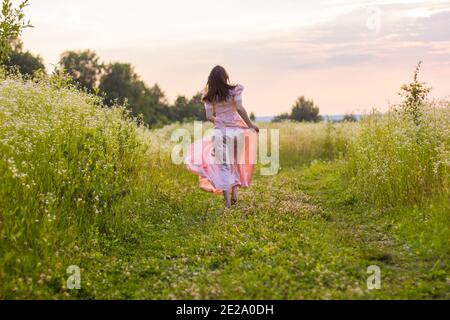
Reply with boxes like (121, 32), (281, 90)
(258, 121), (358, 167)
(346, 100), (449, 207)
(0, 71), (147, 296)
(141, 120), (358, 170)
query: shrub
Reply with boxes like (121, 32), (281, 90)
(0, 71), (147, 296)
(346, 100), (449, 207)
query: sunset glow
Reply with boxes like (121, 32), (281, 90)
(20, 0), (450, 115)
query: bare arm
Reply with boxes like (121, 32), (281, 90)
(236, 101), (259, 132)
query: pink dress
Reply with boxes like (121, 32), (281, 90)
(185, 85), (257, 194)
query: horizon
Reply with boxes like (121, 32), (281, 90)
(18, 0), (450, 115)
(255, 114), (362, 120)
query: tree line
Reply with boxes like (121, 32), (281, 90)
(272, 96), (321, 122)
(272, 96), (358, 123)
(3, 44), (207, 127)
(2, 41), (360, 125)
(0, 0), (205, 128)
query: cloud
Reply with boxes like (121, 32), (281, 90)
(20, 0), (450, 114)
(207, 1), (450, 71)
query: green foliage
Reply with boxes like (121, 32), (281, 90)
(99, 62), (142, 106)
(0, 71), (448, 298)
(345, 67), (448, 208)
(59, 50), (104, 92)
(12, 48), (207, 127)
(343, 113), (357, 122)
(0, 72), (148, 297)
(291, 96), (321, 122)
(272, 112), (290, 122)
(346, 103), (449, 207)
(170, 92), (206, 122)
(98, 62), (206, 127)
(3, 40), (45, 75)
(0, 59), (447, 299)
(273, 96), (321, 123)
(0, 0), (32, 63)
(249, 112), (256, 121)
(99, 63), (171, 126)
(267, 121), (356, 166)
(398, 61), (432, 126)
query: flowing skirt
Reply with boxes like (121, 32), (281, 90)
(185, 127), (257, 195)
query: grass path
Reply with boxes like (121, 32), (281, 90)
(69, 161), (447, 299)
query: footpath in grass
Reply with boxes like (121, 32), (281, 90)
(72, 161), (447, 299)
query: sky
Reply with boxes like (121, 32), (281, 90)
(18, 0), (450, 116)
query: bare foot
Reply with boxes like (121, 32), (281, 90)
(223, 190), (232, 208)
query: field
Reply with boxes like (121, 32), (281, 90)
(0, 73), (449, 299)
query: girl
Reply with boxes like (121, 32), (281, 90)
(185, 65), (259, 208)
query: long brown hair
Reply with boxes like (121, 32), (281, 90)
(203, 65), (236, 104)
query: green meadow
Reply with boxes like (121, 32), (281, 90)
(0, 71), (448, 299)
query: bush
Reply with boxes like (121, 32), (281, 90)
(346, 100), (449, 207)
(0, 71), (147, 296)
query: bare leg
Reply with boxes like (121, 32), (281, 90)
(231, 186), (238, 205)
(231, 136), (239, 206)
(223, 190), (232, 208)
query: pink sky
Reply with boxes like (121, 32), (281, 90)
(20, 0), (450, 116)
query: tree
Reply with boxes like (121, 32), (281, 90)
(0, 0), (32, 63)
(172, 95), (189, 122)
(272, 112), (290, 122)
(290, 96), (320, 122)
(99, 63), (171, 127)
(272, 96), (321, 123)
(3, 40), (45, 75)
(343, 113), (357, 122)
(250, 112), (256, 121)
(170, 92), (205, 122)
(59, 50), (103, 92)
(100, 63), (140, 106)
(188, 92), (207, 121)
(398, 61), (431, 125)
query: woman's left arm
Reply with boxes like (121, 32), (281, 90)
(236, 102), (259, 132)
